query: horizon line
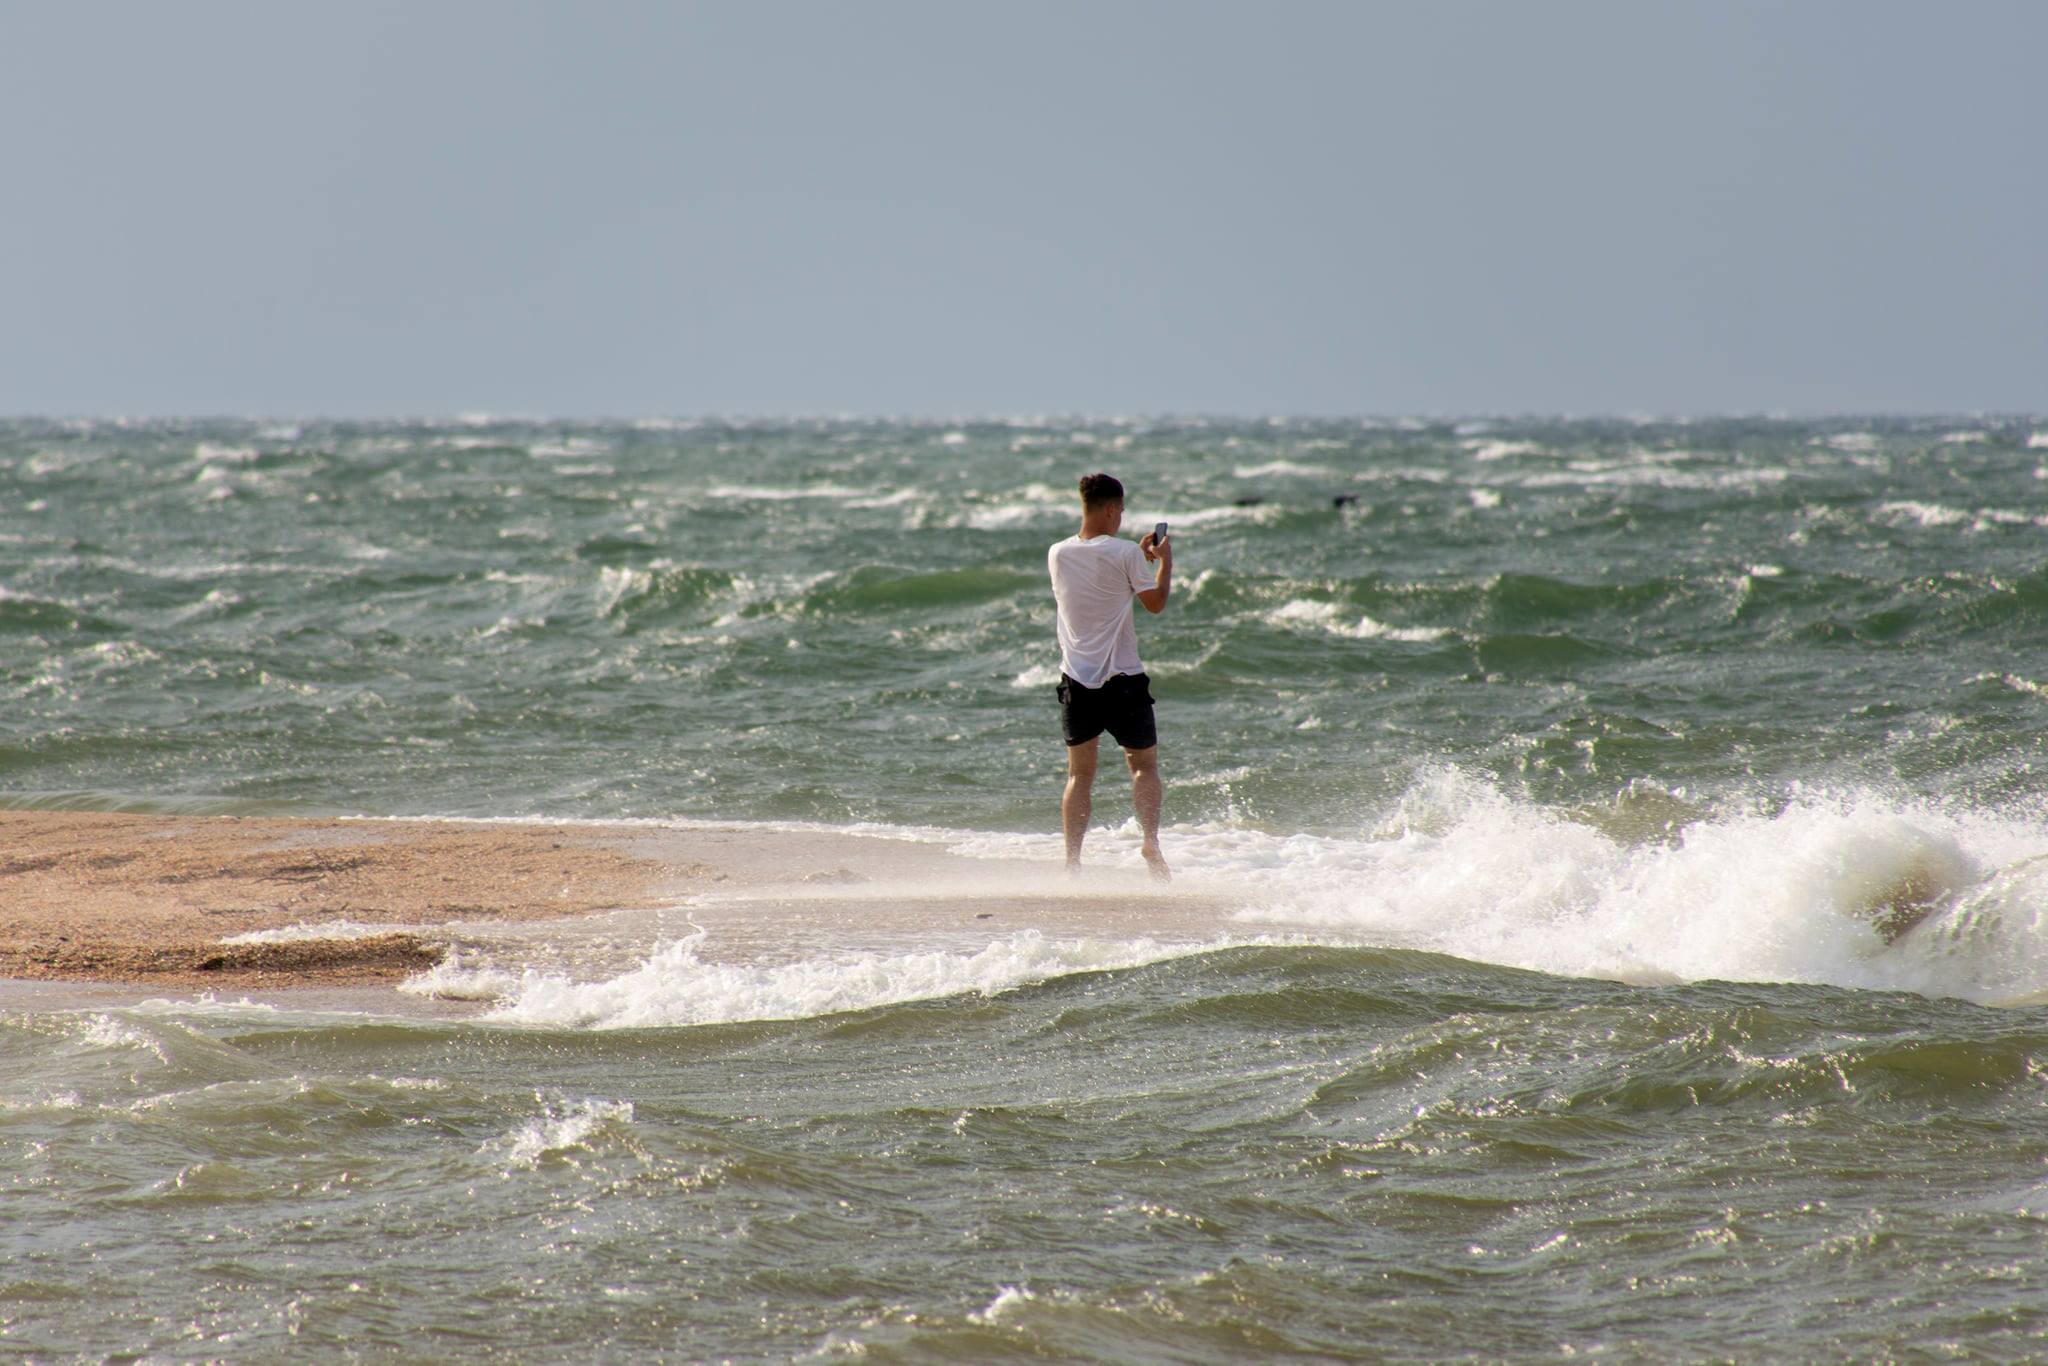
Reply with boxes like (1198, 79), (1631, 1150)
(5, 409), (2045, 426)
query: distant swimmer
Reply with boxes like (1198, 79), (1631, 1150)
(1047, 472), (1174, 880)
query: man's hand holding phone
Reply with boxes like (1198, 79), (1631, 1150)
(1145, 520), (1171, 564)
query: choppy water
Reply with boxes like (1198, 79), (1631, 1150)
(6, 415), (2048, 1360)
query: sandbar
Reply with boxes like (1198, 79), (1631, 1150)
(0, 812), (1246, 994)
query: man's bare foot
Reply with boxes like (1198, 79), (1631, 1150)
(1063, 859), (1083, 878)
(1142, 844), (1172, 882)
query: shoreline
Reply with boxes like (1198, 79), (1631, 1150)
(0, 812), (714, 990)
(0, 812), (1241, 995)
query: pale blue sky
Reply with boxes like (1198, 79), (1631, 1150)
(4, 1), (2042, 417)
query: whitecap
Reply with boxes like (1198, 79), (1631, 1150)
(971, 1285), (1036, 1324)
(527, 438), (608, 459)
(1517, 465), (1787, 492)
(965, 502), (1064, 531)
(384, 790), (2048, 1009)
(1463, 439), (1548, 462)
(1876, 501), (1971, 529)
(487, 1095), (635, 1169)
(408, 931), (1220, 1029)
(1232, 460), (1336, 479)
(700, 483), (868, 502)
(1219, 768), (2048, 1004)
(845, 488), (920, 510)
(1134, 503), (1279, 531)
(1265, 599), (1451, 643)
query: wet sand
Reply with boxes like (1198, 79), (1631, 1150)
(0, 812), (719, 988)
(0, 812), (1245, 994)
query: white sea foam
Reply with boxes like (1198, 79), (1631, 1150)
(403, 955), (522, 1002)
(1266, 599), (1451, 642)
(1873, 500), (2033, 533)
(1974, 508), (2048, 529)
(527, 438), (609, 459)
(1232, 460), (1336, 479)
(932, 482), (1069, 531)
(220, 920), (416, 946)
(480, 614), (546, 639)
(22, 450), (88, 478)
(1969, 672), (2048, 701)
(892, 779), (2048, 1005)
(1204, 769), (2048, 1004)
(83, 640), (160, 670)
(947, 495), (1275, 535)
(1516, 464), (1786, 493)
(845, 488), (920, 510)
(193, 464), (240, 501)
(488, 1096), (635, 1169)
(1138, 503), (1280, 531)
(391, 774), (2048, 1021)
(1464, 439), (1548, 462)
(701, 483), (869, 502)
(1876, 500), (1969, 529)
(965, 501), (1064, 531)
(404, 931), (1221, 1029)
(77, 1014), (167, 1057)
(1352, 465), (1449, 486)
(75, 553), (261, 584)
(972, 1285), (1037, 1323)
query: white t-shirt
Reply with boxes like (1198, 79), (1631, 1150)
(1048, 534), (1152, 688)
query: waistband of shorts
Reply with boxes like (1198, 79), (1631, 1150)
(1060, 670), (1148, 689)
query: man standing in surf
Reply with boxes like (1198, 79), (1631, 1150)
(1048, 472), (1173, 880)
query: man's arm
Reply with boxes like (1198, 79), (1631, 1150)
(1136, 536), (1172, 614)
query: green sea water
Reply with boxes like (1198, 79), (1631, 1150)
(7, 415), (2045, 826)
(5, 416), (2048, 1361)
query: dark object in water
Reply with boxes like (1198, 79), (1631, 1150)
(1232, 497), (1265, 507)
(1332, 494), (1360, 508)
(1863, 861), (1956, 944)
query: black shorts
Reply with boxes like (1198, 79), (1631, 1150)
(1057, 672), (1158, 750)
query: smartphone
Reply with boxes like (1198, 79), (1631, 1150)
(1153, 521), (1169, 548)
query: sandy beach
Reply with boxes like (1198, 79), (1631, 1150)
(0, 811), (1239, 992)
(0, 812), (718, 988)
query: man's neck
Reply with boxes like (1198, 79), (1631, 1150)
(1077, 512), (1120, 540)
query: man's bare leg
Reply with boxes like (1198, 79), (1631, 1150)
(1124, 744), (1170, 881)
(1062, 737), (1099, 869)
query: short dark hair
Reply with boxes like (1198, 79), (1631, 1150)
(1078, 472), (1124, 509)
